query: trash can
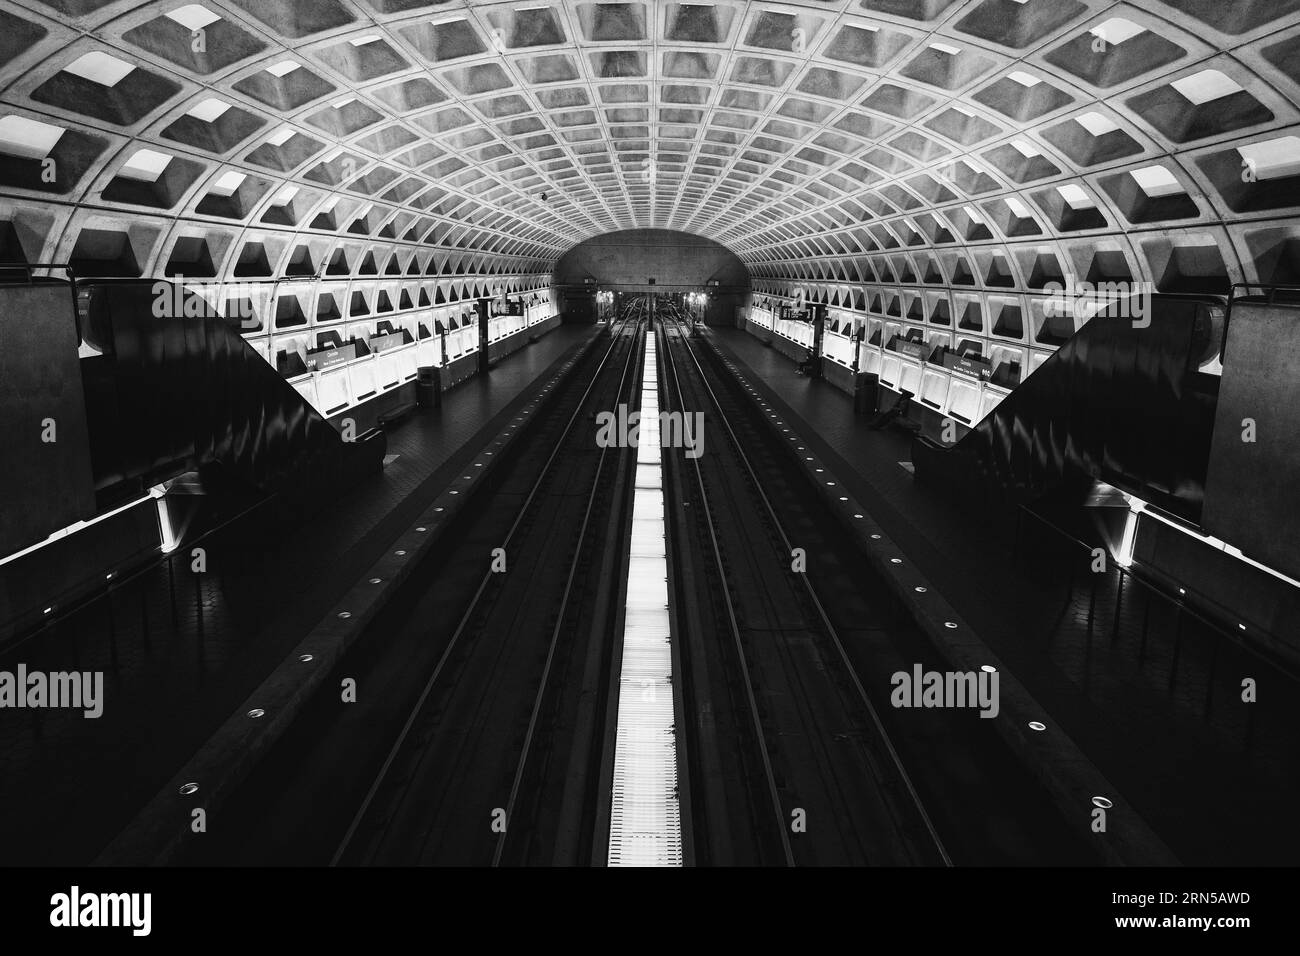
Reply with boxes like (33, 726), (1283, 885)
(853, 371), (878, 416)
(416, 366), (441, 408)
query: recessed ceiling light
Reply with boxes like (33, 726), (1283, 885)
(119, 148), (173, 182)
(1075, 111), (1120, 137)
(187, 98), (231, 123)
(1005, 196), (1033, 218)
(265, 127), (296, 146)
(63, 51), (134, 87)
(1057, 183), (1094, 209)
(166, 4), (221, 31)
(0, 115), (65, 160)
(1089, 17), (1145, 46)
(1171, 68), (1242, 106)
(1237, 136), (1300, 181)
(210, 171), (246, 196)
(1131, 165), (1183, 198)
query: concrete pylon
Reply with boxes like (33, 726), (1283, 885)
(476, 298), (491, 375)
(810, 303), (826, 380)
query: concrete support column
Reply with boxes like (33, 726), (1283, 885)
(811, 302), (826, 380)
(476, 298), (491, 375)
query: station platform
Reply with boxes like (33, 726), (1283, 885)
(0, 325), (597, 865)
(708, 326), (1300, 866)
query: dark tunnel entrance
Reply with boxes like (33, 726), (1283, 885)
(551, 228), (750, 325)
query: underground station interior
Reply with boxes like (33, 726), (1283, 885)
(0, 0), (1298, 911)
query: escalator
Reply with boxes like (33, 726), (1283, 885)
(912, 294), (1223, 523)
(78, 279), (385, 511)
(0, 277), (385, 636)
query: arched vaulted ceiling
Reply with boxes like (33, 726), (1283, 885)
(0, 0), (1298, 291)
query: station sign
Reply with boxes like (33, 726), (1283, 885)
(309, 343), (356, 370)
(942, 351), (993, 380)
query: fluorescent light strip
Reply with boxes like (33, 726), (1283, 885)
(156, 490), (179, 554)
(0, 488), (164, 570)
(607, 333), (683, 867)
(1124, 494), (1300, 590)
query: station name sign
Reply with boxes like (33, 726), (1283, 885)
(942, 351), (993, 381)
(309, 343), (356, 370)
(892, 338), (929, 361)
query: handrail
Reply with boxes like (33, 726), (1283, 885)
(1229, 282), (1300, 302)
(1015, 502), (1296, 682)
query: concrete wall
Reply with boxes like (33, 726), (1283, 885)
(552, 228), (750, 325)
(1202, 301), (1300, 583)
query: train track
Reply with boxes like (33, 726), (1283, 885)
(656, 303), (948, 865)
(326, 308), (647, 866)
(660, 301), (1095, 865)
(178, 294), (1087, 867)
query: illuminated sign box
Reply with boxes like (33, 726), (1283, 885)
(308, 343), (356, 370)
